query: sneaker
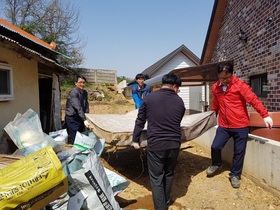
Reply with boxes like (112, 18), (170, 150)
(230, 176), (240, 188)
(206, 165), (220, 176)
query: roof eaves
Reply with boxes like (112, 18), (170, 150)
(180, 45), (200, 64)
(0, 19), (70, 59)
(0, 18), (53, 50)
(0, 34), (70, 73)
(144, 60), (233, 87)
(142, 44), (200, 77)
(200, 0), (228, 64)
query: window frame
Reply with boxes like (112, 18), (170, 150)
(249, 73), (267, 97)
(0, 63), (14, 101)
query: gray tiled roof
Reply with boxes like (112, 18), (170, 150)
(141, 44), (200, 77)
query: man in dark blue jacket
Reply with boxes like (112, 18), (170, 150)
(65, 75), (89, 144)
(131, 73), (152, 109)
(132, 73), (185, 210)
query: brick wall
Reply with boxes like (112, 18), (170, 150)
(211, 0), (280, 111)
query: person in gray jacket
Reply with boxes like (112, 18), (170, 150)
(132, 73), (185, 210)
(65, 75), (89, 144)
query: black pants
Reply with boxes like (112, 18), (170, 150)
(147, 148), (180, 210)
(211, 126), (249, 177)
(65, 116), (85, 144)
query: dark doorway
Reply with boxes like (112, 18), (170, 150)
(39, 77), (52, 133)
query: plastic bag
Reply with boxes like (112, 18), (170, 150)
(4, 109), (58, 156)
(73, 131), (98, 150)
(104, 168), (130, 196)
(49, 129), (68, 143)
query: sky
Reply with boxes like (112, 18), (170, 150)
(0, 0), (215, 79)
(75, 0), (214, 78)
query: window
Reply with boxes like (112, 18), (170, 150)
(250, 73), (267, 97)
(0, 63), (14, 101)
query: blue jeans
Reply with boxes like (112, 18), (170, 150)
(211, 126), (249, 177)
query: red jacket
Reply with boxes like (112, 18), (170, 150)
(211, 75), (269, 128)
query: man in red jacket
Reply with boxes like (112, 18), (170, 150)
(206, 63), (273, 188)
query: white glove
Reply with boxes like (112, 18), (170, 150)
(131, 142), (140, 150)
(263, 116), (273, 128)
(84, 120), (89, 128)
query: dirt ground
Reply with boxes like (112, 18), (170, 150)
(102, 143), (280, 210)
(65, 85), (280, 210)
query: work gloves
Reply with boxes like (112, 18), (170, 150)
(84, 120), (90, 128)
(131, 142), (140, 150)
(263, 116), (273, 128)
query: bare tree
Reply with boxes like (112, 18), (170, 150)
(2, 0), (84, 67)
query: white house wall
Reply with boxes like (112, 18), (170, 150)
(153, 53), (195, 77)
(178, 87), (190, 109)
(179, 86), (206, 112)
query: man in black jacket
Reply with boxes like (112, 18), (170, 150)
(65, 75), (89, 144)
(132, 73), (185, 210)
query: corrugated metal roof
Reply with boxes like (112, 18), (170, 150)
(0, 18), (71, 72)
(0, 33), (67, 71)
(0, 18), (54, 50)
(0, 18), (71, 59)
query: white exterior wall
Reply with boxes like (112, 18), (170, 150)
(178, 87), (190, 109)
(153, 53), (195, 77)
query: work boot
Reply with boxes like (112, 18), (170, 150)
(206, 165), (220, 177)
(166, 199), (171, 206)
(166, 199), (174, 206)
(230, 176), (240, 188)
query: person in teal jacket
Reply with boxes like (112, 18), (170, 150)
(131, 73), (152, 109)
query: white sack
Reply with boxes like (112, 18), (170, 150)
(67, 150), (121, 210)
